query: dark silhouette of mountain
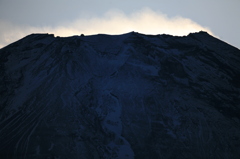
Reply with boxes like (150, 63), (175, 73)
(0, 31), (240, 159)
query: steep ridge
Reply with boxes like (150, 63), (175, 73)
(0, 31), (240, 159)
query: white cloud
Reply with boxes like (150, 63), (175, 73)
(0, 8), (214, 48)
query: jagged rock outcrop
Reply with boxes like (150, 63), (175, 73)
(0, 31), (240, 159)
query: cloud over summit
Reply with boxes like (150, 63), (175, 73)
(0, 8), (213, 48)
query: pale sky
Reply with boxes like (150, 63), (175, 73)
(0, 0), (239, 49)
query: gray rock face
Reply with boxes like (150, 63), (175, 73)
(0, 31), (240, 159)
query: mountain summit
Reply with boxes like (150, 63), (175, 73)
(0, 31), (240, 159)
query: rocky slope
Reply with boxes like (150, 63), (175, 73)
(0, 31), (240, 159)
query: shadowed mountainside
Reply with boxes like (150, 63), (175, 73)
(0, 31), (240, 159)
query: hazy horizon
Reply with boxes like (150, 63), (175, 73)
(0, 0), (239, 49)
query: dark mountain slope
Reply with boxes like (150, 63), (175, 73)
(0, 31), (240, 159)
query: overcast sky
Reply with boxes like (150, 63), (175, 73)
(0, 0), (239, 49)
